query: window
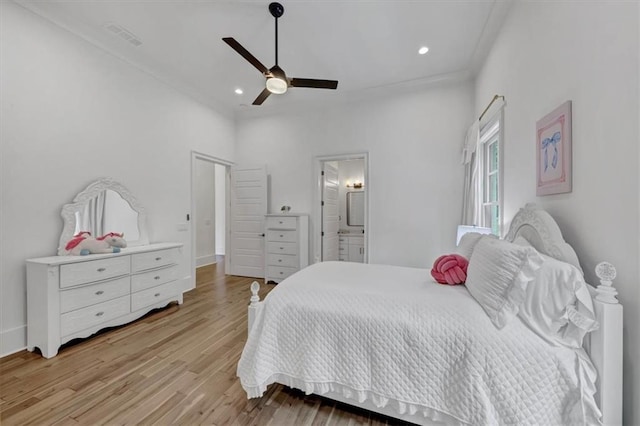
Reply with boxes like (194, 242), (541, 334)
(479, 116), (502, 235)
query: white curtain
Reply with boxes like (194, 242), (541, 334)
(75, 190), (106, 236)
(461, 121), (481, 226)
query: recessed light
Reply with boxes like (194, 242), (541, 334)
(235, 88), (243, 95)
(418, 46), (429, 55)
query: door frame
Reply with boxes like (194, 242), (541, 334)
(313, 152), (369, 264)
(190, 151), (233, 291)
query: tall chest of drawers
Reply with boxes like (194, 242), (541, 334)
(26, 243), (184, 358)
(265, 214), (309, 283)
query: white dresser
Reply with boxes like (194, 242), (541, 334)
(26, 243), (184, 358)
(338, 234), (365, 262)
(265, 214), (309, 283)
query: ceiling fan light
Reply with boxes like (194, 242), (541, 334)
(266, 77), (288, 94)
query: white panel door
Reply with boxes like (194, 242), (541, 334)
(322, 163), (340, 261)
(229, 165), (267, 277)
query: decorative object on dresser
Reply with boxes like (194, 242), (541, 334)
(26, 178), (185, 358)
(338, 234), (364, 262)
(264, 214), (308, 283)
(64, 231), (127, 255)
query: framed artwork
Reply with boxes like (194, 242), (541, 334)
(536, 101), (572, 196)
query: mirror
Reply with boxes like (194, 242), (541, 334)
(57, 178), (149, 255)
(346, 192), (365, 226)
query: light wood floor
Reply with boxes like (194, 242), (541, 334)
(1, 260), (405, 425)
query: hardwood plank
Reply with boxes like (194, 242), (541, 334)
(0, 259), (411, 425)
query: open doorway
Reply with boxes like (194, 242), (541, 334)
(190, 152), (231, 290)
(314, 153), (368, 264)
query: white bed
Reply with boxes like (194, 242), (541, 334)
(238, 204), (623, 425)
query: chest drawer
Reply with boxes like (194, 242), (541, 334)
(131, 248), (180, 272)
(266, 242), (297, 255)
(60, 295), (130, 337)
(131, 264), (179, 293)
(60, 256), (130, 288)
(60, 276), (130, 313)
(267, 230), (297, 243)
(131, 280), (182, 312)
(266, 253), (298, 268)
(266, 265), (298, 281)
(266, 216), (297, 230)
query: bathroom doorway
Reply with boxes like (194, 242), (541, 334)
(314, 153), (368, 264)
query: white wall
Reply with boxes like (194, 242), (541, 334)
(236, 82), (473, 268)
(195, 158), (216, 267)
(474, 2), (639, 424)
(215, 164), (226, 256)
(0, 2), (235, 355)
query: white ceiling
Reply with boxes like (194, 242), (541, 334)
(14, 0), (511, 114)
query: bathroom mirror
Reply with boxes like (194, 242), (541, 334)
(346, 191), (365, 226)
(57, 177), (149, 255)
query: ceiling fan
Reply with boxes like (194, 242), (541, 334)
(223, 2), (338, 106)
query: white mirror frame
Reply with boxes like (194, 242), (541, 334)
(57, 177), (149, 255)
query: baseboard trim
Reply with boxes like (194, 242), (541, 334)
(1, 325), (27, 358)
(196, 255), (217, 268)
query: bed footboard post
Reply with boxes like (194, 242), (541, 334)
(590, 262), (623, 426)
(248, 281), (261, 334)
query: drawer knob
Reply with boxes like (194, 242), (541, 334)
(279, 234), (284, 238)
(278, 259), (282, 262)
(279, 221), (283, 224)
(95, 311), (104, 317)
(279, 272), (283, 275)
(95, 290), (104, 295)
(97, 268), (106, 272)
(279, 247), (284, 250)
(155, 257), (162, 261)
(154, 276), (161, 280)
(154, 293), (161, 297)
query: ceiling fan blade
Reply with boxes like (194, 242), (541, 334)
(290, 78), (338, 90)
(252, 88), (272, 105)
(222, 37), (269, 74)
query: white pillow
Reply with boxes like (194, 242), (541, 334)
(518, 254), (598, 348)
(465, 237), (544, 329)
(456, 232), (496, 260)
(512, 235), (533, 248)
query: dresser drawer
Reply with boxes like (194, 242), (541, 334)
(266, 216), (297, 230)
(266, 253), (298, 268)
(131, 280), (182, 312)
(266, 242), (297, 255)
(60, 276), (130, 313)
(60, 295), (130, 337)
(131, 264), (179, 293)
(60, 256), (130, 289)
(266, 265), (298, 281)
(266, 230), (297, 243)
(131, 248), (180, 272)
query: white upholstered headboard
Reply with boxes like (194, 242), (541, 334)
(504, 203), (622, 425)
(504, 203), (583, 274)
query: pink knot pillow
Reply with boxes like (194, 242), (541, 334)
(431, 254), (469, 285)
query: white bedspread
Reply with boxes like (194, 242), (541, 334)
(237, 262), (600, 425)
